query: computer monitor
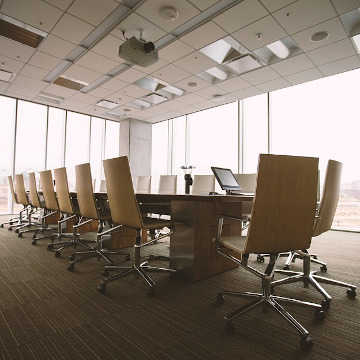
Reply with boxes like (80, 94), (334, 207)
(211, 167), (242, 193)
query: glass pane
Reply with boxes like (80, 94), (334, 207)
(151, 121), (168, 192)
(271, 69), (360, 231)
(47, 107), (65, 170)
(242, 94), (268, 173)
(65, 112), (90, 189)
(0, 96), (16, 213)
(171, 116), (186, 191)
(188, 102), (238, 175)
(105, 120), (120, 159)
(90, 117), (105, 184)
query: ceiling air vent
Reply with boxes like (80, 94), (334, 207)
(37, 92), (64, 105)
(96, 100), (119, 109)
(0, 14), (47, 48)
(54, 76), (87, 91)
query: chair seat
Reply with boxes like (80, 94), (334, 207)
(219, 235), (247, 255)
(142, 216), (172, 230)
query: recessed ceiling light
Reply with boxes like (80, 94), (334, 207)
(0, 69), (14, 82)
(188, 81), (197, 87)
(159, 6), (179, 21)
(311, 31), (329, 42)
(96, 100), (119, 109)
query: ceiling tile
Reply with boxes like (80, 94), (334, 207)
(103, 92), (133, 105)
(272, 0), (336, 34)
(0, 36), (36, 63)
(114, 13), (166, 42)
(1, 0), (63, 32)
(68, 0), (119, 26)
(195, 85), (227, 99)
(28, 51), (59, 70)
(175, 75), (211, 92)
(51, 14), (94, 44)
(136, 0), (200, 33)
(0, 81), (9, 93)
(213, 0), (269, 33)
(8, 75), (47, 93)
(187, 0), (218, 11)
(257, 77), (291, 91)
(0, 54), (25, 73)
(158, 40), (194, 62)
(44, 83), (78, 97)
(86, 85), (115, 98)
(19, 64), (48, 80)
(216, 76), (252, 92)
(259, 0), (297, 12)
(331, 0), (360, 15)
(120, 84), (151, 98)
(240, 66), (280, 85)
(319, 55), (360, 76)
(91, 35), (124, 63)
(43, 0), (74, 11)
(64, 92), (100, 105)
(76, 51), (118, 74)
(291, 18), (347, 52)
(116, 68), (145, 82)
(232, 15), (287, 51)
(101, 76), (128, 91)
(174, 51), (217, 74)
(230, 86), (262, 99)
(270, 54), (314, 76)
(181, 21), (227, 50)
(286, 67), (323, 84)
(38, 34), (75, 59)
(176, 93), (205, 105)
(63, 64), (101, 83)
(133, 58), (169, 74)
(152, 64), (190, 83)
(307, 39), (356, 66)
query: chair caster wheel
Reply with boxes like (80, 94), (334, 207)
(147, 287), (155, 297)
(32, 240), (37, 245)
(321, 299), (330, 310)
(67, 263), (75, 272)
(216, 293), (224, 306)
(69, 254), (75, 261)
(18, 233), (23, 238)
(225, 321), (235, 334)
(97, 282), (106, 294)
(320, 265), (327, 273)
(347, 288), (356, 298)
(55, 251), (61, 258)
(283, 265), (290, 270)
(102, 270), (109, 277)
(256, 255), (264, 263)
(315, 309), (326, 320)
(300, 335), (313, 351)
(15, 229), (19, 233)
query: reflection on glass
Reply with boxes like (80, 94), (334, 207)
(0, 96), (16, 213)
(47, 107), (65, 170)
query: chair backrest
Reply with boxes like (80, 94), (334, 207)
(8, 176), (18, 204)
(192, 175), (215, 194)
(28, 172), (41, 208)
(103, 156), (142, 228)
(234, 173), (257, 193)
(313, 160), (342, 237)
(75, 163), (98, 219)
(54, 167), (73, 214)
(244, 154), (318, 254)
(136, 176), (151, 193)
(39, 170), (58, 211)
(14, 174), (28, 206)
(158, 175), (177, 194)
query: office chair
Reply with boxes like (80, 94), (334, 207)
(135, 176), (151, 193)
(272, 160), (357, 308)
(215, 154), (324, 349)
(67, 163), (127, 272)
(191, 175), (215, 194)
(97, 156), (176, 295)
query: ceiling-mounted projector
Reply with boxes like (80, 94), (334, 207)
(119, 36), (158, 67)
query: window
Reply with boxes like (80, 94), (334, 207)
(270, 70), (360, 231)
(105, 120), (120, 159)
(65, 112), (90, 188)
(242, 94), (268, 173)
(46, 107), (65, 170)
(0, 96), (16, 213)
(171, 116), (186, 191)
(188, 102), (238, 174)
(90, 117), (105, 183)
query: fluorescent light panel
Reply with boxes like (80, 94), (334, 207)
(0, 14), (48, 37)
(266, 40), (290, 59)
(352, 33), (360, 52)
(0, 69), (13, 82)
(44, 60), (72, 83)
(96, 99), (120, 109)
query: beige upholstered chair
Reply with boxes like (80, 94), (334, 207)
(159, 175), (177, 194)
(233, 173), (257, 193)
(191, 175), (215, 194)
(272, 160), (357, 308)
(135, 176), (151, 193)
(67, 163), (127, 272)
(97, 156), (175, 295)
(215, 154), (324, 349)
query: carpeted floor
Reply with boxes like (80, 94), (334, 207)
(0, 217), (359, 359)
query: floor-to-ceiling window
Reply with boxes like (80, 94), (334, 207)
(0, 96), (16, 213)
(171, 116), (186, 191)
(105, 120), (120, 159)
(90, 117), (105, 184)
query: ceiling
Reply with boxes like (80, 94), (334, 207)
(0, 0), (360, 123)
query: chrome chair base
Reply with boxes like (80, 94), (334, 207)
(272, 252), (357, 307)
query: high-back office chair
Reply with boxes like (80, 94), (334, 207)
(159, 175), (177, 194)
(215, 154), (324, 349)
(233, 173), (257, 193)
(97, 156), (176, 295)
(191, 175), (215, 194)
(67, 163), (127, 272)
(136, 176), (151, 193)
(272, 160), (357, 308)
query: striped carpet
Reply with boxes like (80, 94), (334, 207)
(0, 217), (359, 360)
